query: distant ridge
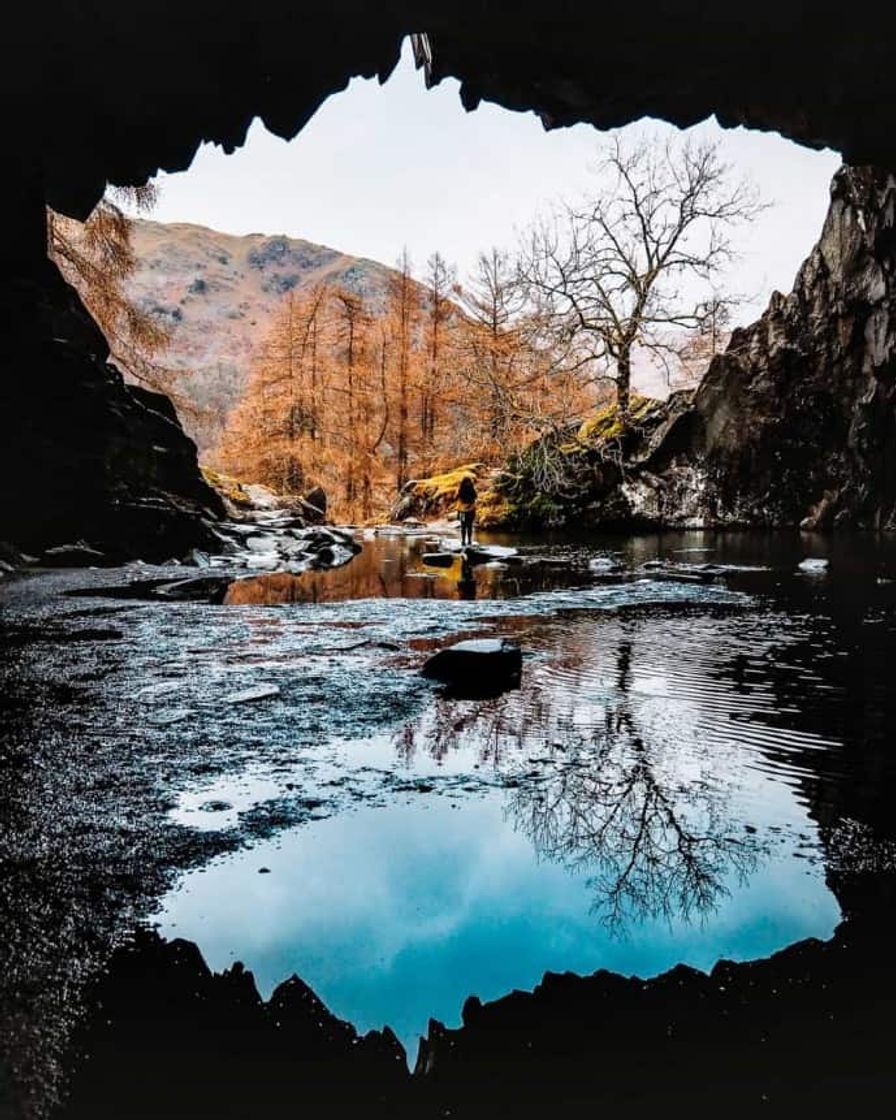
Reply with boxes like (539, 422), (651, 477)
(126, 218), (401, 450)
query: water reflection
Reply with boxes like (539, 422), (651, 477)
(223, 535), (591, 605)
(149, 528), (896, 1059)
(156, 540), (871, 1056)
(506, 720), (759, 931)
(456, 555), (477, 600)
(397, 632), (763, 931)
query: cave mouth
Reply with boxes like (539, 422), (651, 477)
(5, 8), (896, 1117)
(109, 34), (840, 507)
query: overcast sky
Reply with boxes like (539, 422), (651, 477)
(148, 40), (841, 326)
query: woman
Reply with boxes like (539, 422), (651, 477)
(456, 475), (477, 547)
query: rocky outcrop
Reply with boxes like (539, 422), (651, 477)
(488, 394), (698, 529)
(491, 167), (896, 532)
(687, 166), (896, 530)
(62, 932), (410, 1120)
(415, 911), (896, 1117)
(60, 918), (896, 1120)
(0, 256), (225, 560)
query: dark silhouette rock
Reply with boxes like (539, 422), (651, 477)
(61, 931), (411, 1120)
(59, 919), (896, 1120)
(415, 914), (896, 1116)
(421, 638), (523, 690)
(8, 4), (896, 225)
(0, 257), (225, 561)
(304, 486), (327, 520)
(422, 552), (455, 567)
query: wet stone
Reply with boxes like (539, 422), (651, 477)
(421, 638), (523, 691)
(798, 558), (830, 573)
(422, 552), (455, 568)
(225, 684), (281, 705)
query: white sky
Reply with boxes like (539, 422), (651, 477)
(148, 39), (842, 326)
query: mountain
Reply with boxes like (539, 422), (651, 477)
(126, 219), (693, 456)
(126, 219), (399, 450)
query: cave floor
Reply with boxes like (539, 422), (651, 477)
(2, 529), (895, 1117)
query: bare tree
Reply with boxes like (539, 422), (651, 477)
(520, 133), (764, 420)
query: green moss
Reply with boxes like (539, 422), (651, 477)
(201, 466), (255, 509)
(578, 395), (658, 444)
(475, 487), (513, 528)
(413, 463), (483, 502)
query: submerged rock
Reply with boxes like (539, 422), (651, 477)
(225, 684), (281, 704)
(422, 552), (455, 568)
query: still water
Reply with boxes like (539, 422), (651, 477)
(155, 529), (896, 1060)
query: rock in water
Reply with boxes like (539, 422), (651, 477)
(304, 486), (327, 519)
(421, 639), (523, 693)
(798, 557), (830, 574)
(185, 548), (211, 568)
(225, 684), (281, 704)
(422, 552), (456, 568)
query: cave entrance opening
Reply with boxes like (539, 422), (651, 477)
(53, 37), (840, 528)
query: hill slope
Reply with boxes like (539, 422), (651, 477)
(126, 219), (399, 450)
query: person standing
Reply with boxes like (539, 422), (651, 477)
(456, 475), (477, 547)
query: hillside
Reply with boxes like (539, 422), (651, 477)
(126, 219), (399, 449)
(125, 218), (691, 459)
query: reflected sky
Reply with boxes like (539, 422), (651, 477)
(151, 530), (896, 1063)
(157, 791), (838, 1062)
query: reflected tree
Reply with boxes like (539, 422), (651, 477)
(397, 626), (763, 933)
(506, 642), (761, 931)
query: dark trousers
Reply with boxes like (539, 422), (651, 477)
(460, 510), (475, 545)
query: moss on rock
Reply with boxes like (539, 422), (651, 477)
(200, 467), (255, 510)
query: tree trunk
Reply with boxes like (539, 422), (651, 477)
(616, 351), (632, 422)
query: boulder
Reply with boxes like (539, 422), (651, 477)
(309, 544), (356, 569)
(184, 548), (211, 568)
(151, 576), (232, 602)
(304, 486), (327, 520)
(421, 638), (523, 692)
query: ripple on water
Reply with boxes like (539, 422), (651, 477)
(156, 594), (851, 1060)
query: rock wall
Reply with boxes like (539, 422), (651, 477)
(628, 166), (896, 530)
(0, 253), (224, 560)
(6, 4), (895, 221)
(496, 166), (896, 532)
(692, 166), (896, 529)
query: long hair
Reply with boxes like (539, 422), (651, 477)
(458, 476), (477, 503)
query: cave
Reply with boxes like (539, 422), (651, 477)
(2, 4), (896, 1119)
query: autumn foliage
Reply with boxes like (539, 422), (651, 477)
(212, 250), (592, 521)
